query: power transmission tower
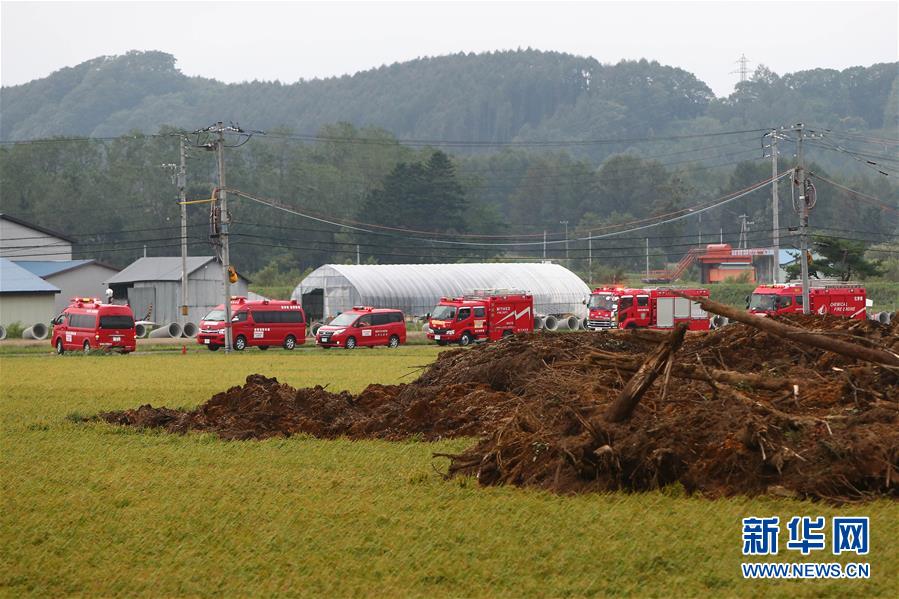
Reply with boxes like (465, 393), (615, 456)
(731, 54), (751, 83)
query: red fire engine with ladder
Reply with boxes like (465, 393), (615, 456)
(586, 287), (711, 331)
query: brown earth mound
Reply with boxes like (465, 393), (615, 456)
(101, 315), (898, 502)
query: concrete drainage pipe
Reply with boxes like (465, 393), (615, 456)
(148, 322), (183, 338)
(22, 322), (49, 340)
(543, 315), (559, 331)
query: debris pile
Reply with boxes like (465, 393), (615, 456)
(101, 307), (898, 502)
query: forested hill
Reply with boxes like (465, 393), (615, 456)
(2, 50), (896, 153)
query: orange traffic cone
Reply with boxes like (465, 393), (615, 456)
(181, 345), (187, 355)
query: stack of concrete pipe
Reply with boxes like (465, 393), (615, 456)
(0, 325), (6, 340)
(148, 322), (183, 338)
(181, 322), (198, 338)
(310, 322), (323, 336)
(873, 311), (893, 325)
(543, 315), (559, 331)
(134, 323), (148, 338)
(22, 323), (48, 340)
(533, 316), (545, 331)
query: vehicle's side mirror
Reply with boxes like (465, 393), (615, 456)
(426, 313), (430, 319)
(582, 298), (587, 305)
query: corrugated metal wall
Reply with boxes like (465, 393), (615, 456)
(128, 276), (248, 324)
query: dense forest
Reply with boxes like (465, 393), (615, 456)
(1, 50), (897, 281)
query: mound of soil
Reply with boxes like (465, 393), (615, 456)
(101, 315), (898, 502)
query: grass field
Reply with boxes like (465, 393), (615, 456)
(1, 348), (896, 597)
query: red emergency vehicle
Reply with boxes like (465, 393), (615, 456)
(427, 289), (533, 346)
(51, 298), (137, 354)
(315, 307), (406, 349)
(748, 284), (867, 319)
(586, 287), (711, 331)
(197, 297), (306, 351)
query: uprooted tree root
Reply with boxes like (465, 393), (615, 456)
(100, 315), (898, 502)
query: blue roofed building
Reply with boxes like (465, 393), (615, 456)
(0, 258), (60, 326)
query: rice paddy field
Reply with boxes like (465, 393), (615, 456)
(1, 347), (896, 597)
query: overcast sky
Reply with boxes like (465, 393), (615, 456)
(1, 1), (896, 96)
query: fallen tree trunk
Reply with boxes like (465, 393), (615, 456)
(605, 323), (688, 422)
(683, 294), (899, 368)
(578, 352), (796, 391)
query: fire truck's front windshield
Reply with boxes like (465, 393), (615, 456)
(431, 305), (456, 321)
(588, 294), (615, 310)
(203, 309), (226, 322)
(749, 293), (778, 311)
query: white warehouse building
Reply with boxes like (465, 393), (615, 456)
(292, 263), (591, 322)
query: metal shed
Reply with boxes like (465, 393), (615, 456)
(14, 260), (120, 313)
(293, 263), (591, 321)
(105, 257), (249, 325)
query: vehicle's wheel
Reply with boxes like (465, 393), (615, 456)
(83, 340), (91, 353)
(388, 335), (400, 349)
(208, 344), (220, 351)
(233, 335), (247, 351)
(55, 339), (64, 355)
(345, 336), (357, 350)
(459, 332), (473, 346)
(283, 335), (296, 350)
(501, 330), (513, 339)
(625, 322), (638, 330)
(258, 345), (269, 351)
(436, 340), (448, 346)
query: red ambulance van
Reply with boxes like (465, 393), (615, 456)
(51, 298), (137, 354)
(315, 307), (406, 349)
(197, 297), (306, 351)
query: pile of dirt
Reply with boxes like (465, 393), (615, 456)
(101, 314), (898, 502)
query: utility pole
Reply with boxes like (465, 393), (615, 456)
(213, 123), (233, 351)
(543, 230), (546, 260)
(560, 220), (569, 263)
(645, 238), (649, 279)
(698, 211), (702, 246)
(178, 136), (189, 322)
(795, 124), (811, 314)
(588, 231), (592, 285)
(738, 214), (754, 249)
(769, 129), (780, 283)
(356, 244), (361, 265)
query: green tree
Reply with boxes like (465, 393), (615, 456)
(785, 236), (883, 281)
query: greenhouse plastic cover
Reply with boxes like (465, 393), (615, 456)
(293, 263), (590, 319)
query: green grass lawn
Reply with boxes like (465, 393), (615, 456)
(1, 349), (896, 597)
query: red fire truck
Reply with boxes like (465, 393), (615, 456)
(427, 289), (533, 346)
(586, 287), (711, 331)
(748, 284), (868, 319)
(51, 298), (137, 354)
(197, 297), (306, 351)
